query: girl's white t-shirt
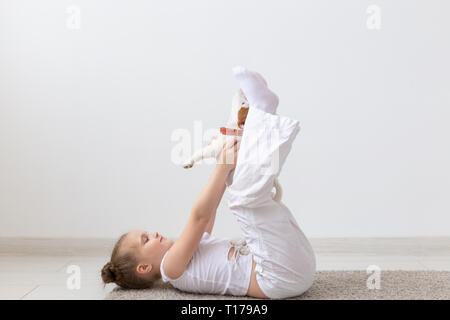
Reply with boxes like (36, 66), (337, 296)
(160, 232), (253, 296)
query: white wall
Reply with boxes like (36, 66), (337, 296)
(1, 0), (449, 239)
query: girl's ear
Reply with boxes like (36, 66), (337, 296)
(136, 263), (153, 274)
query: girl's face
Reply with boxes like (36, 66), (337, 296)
(124, 230), (174, 271)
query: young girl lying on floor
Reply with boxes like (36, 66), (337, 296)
(101, 67), (316, 299)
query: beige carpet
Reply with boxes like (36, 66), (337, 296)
(105, 270), (450, 300)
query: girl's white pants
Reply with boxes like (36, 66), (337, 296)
(227, 107), (316, 299)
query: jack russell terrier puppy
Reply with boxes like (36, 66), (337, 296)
(182, 89), (282, 202)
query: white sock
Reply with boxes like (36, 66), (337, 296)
(232, 66), (279, 114)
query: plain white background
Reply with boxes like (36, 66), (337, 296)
(0, 0), (449, 239)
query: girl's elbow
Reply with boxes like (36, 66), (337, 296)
(190, 209), (210, 224)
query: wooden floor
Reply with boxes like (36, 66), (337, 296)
(1, 237), (449, 300)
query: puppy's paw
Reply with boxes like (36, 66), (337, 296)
(182, 159), (194, 169)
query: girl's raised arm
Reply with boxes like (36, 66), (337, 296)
(162, 139), (240, 279)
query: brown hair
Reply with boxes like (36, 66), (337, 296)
(101, 233), (157, 289)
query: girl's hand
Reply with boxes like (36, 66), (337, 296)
(216, 139), (240, 172)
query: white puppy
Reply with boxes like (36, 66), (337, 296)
(182, 89), (283, 202)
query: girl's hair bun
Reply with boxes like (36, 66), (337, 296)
(101, 261), (120, 284)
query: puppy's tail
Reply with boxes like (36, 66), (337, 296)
(273, 179), (283, 202)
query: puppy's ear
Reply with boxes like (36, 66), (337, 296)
(237, 107), (249, 128)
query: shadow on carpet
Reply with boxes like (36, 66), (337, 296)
(105, 270), (450, 300)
